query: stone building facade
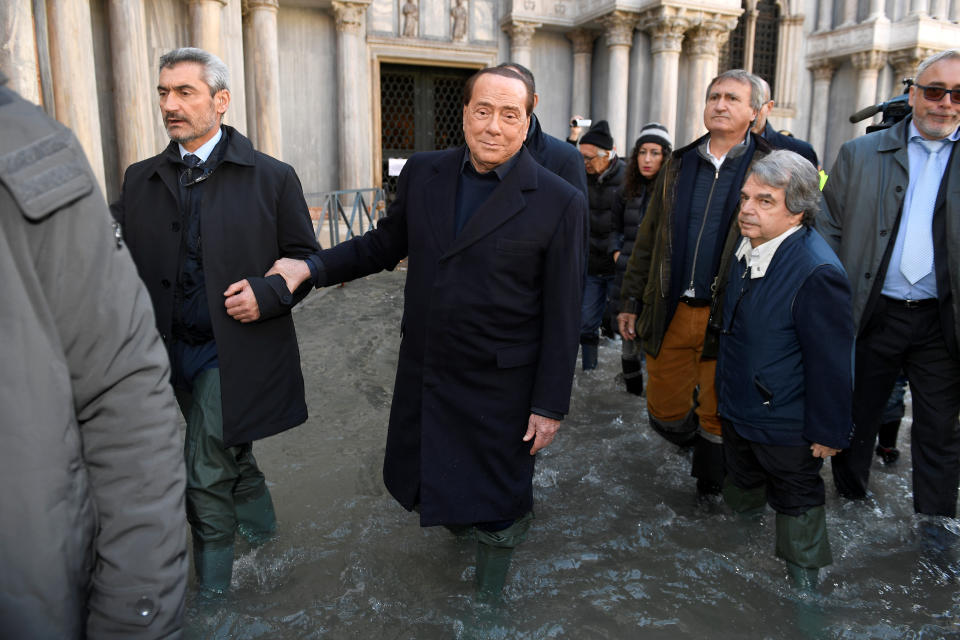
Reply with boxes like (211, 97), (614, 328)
(2, 0), (958, 201)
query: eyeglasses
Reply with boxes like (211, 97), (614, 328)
(915, 83), (960, 105)
(179, 165), (215, 187)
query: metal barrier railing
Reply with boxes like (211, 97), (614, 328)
(307, 188), (386, 247)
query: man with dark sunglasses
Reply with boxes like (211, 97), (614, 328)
(820, 49), (960, 522)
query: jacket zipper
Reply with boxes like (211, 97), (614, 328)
(684, 166), (721, 296)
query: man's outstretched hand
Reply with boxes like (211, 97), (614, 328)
(266, 258), (312, 294)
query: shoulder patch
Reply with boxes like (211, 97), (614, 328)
(0, 129), (93, 220)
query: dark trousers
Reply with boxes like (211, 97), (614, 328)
(722, 420), (825, 515)
(832, 300), (960, 516)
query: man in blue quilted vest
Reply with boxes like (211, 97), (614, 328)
(713, 149), (854, 590)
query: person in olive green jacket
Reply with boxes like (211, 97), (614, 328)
(617, 70), (772, 498)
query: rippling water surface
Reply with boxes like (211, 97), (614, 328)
(184, 270), (960, 639)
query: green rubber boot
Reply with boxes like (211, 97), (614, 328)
(474, 512), (533, 603)
(775, 506), (832, 591)
(785, 561), (820, 591)
(235, 489), (277, 546)
(722, 478), (767, 515)
(194, 542), (234, 595)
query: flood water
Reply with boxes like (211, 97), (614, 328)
(184, 269), (960, 639)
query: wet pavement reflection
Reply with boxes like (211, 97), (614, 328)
(184, 270), (960, 639)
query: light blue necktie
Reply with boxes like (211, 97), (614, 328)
(900, 139), (945, 285)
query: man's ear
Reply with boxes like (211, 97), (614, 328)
(533, 93), (540, 110)
(215, 89), (231, 116)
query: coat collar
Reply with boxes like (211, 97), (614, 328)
(146, 125), (255, 196)
(876, 116), (911, 174)
(432, 145), (538, 259)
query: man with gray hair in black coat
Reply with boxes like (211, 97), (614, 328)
(112, 47), (320, 594)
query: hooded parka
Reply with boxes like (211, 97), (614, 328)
(0, 75), (187, 639)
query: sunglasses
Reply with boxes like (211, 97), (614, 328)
(915, 83), (960, 105)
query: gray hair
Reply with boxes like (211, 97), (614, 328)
(746, 149), (821, 226)
(756, 75), (772, 102)
(915, 48), (960, 82)
(159, 47), (230, 95)
(706, 69), (765, 112)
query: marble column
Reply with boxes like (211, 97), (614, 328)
(333, 0), (373, 190)
(909, 0), (928, 16)
(243, 0), (283, 158)
(46, 0), (106, 192)
(950, 0), (959, 22)
(503, 20), (540, 70)
(599, 11), (636, 153)
(1, 0), (41, 103)
(816, 0), (833, 31)
(643, 16), (686, 137)
(807, 60), (834, 163)
(929, 0), (948, 18)
(683, 23), (728, 144)
(189, 0), (227, 59)
(742, 4), (759, 72)
(868, 0), (886, 19)
(773, 15), (805, 114)
(108, 0), (154, 177)
(841, 0), (858, 26)
(851, 50), (887, 138)
(566, 28), (596, 119)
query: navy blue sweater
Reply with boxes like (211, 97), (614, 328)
(716, 227), (854, 449)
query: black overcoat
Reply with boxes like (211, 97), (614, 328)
(111, 126), (320, 446)
(318, 146), (587, 526)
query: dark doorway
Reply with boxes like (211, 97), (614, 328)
(380, 63), (473, 198)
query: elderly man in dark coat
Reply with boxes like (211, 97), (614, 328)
(496, 63), (588, 199)
(111, 48), (320, 594)
(714, 150), (854, 590)
(263, 66), (587, 600)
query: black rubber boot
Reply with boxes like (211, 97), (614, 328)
(692, 435), (725, 499)
(621, 358), (644, 395)
(581, 343), (598, 370)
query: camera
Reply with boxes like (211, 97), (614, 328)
(570, 118), (592, 128)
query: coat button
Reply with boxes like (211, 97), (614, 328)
(161, 279), (171, 289)
(865, 272), (871, 279)
(895, 185), (903, 193)
(171, 221), (181, 232)
(879, 229), (888, 236)
(134, 596), (154, 617)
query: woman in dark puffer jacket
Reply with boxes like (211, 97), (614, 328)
(609, 122), (672, 395)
